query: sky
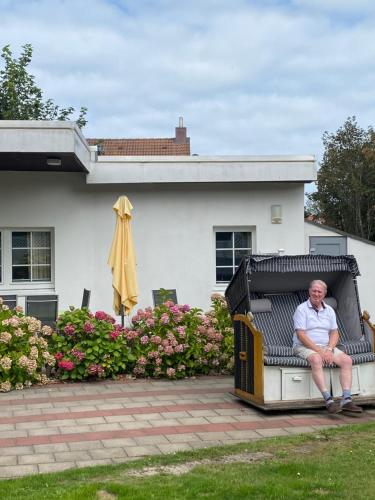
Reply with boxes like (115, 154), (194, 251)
(1, 0), (375, 169)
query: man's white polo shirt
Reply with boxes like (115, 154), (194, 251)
(293, 299), (337, 347)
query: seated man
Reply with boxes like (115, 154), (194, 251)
(293, 280), (362, 415)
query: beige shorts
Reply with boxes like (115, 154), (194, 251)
(293, 345), (344, 360)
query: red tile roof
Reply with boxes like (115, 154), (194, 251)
(87, 137), (190, 156)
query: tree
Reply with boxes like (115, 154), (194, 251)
(307, 116), (375, 242)
(0, 44), (87, 128)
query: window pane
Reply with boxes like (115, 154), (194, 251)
(235, 249), (249, 265)
(33, 232), (51, 248)
(216, 232), (233, 249)
(13, 266), (31, 281)
(12, 249), (30, 265)
(216, 267), (233, 282)
(216, 249), (233, 266)
(12, 232), (30, 248)
(32, 249), (51, 265)
(32, 265), (51, 281)
(234, 232), (251, 248)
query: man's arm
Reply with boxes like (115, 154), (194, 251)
(296, 329), (325, 355)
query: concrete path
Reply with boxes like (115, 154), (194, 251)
(1, 375), (375, 478)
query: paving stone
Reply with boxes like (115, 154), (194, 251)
(0, 445), (34, 455)
(149, 418), (180, 427)
(76, 459), (113, 468)
(28, 427), (60, 436)
(120, 421), (152, 430)
(134, 435), (170, 446)
(160, 411), (189, 419)
(166, 433), (198, 443)
(285, 426), (316, 435)
(45, 419), (78, 427)
(69, 440), (104, 451)
(0, 430), (27, 438)
(33, 442), (70, 453)
(196, 432), (231, 441)
(104, 415), (136, 423)
(54, 450), (92, 462)
(38, 462), (74, 474)
(18, 453), (54, 465)
(89, 447), (127, 459)
(125, 445), (160, 457)
(133, 413), (162, 421)
(101, 438), (138, 448)
(0, 456), (17, 466)
(255, 428), (291, 438)
(177, 417), (209, 425)
(206, 416), (237, 424)
(225, 429), (261, 440)
(188, 410), (218, 417)
(0, 465), (38, 478)
(0, 424), (16, 431)
(58, 425), (92, 434)
(77, 417), (107, 425)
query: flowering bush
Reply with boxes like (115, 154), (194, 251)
(0, 297), (54, 392)
(127, 295), (234, 379)
(50, 308), (133, 380)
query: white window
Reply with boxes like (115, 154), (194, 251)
(215, 230), (252, 282)
(0, 228), (53, 288)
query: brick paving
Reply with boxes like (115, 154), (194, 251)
(1, 375), (375, 478)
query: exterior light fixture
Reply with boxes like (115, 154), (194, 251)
(46, 157), (62, 167)
(271, 204), (282, 224)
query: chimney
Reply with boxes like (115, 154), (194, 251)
(175, 116), (188, 144)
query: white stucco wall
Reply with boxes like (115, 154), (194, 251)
(0, 171), (305, 318)
(304, 222), (375, 315)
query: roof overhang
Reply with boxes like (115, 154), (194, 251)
(0, 121), (91, 172)
(87, 155), (317, 184)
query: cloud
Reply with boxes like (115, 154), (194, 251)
(0, 0), (374, 163)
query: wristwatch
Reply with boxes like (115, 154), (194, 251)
(327, 347), (334, 352)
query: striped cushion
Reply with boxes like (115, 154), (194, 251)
(338, 340), (373, 355)
(264, 345), (294, 357)
(264, 356), (309, 367)
(265, 351), (375, 367)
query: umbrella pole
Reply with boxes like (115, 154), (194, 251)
(120, 304), (124, 327)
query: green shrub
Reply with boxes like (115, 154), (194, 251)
(50, 308), (134, 381)
(127, 295), (233, 379)
(0, 298), (55, 392)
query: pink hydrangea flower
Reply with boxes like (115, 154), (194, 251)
(64, 324), (76, 336)
(58, 359), (75, 371)
(160, 313), (170, 324)
(95, 311), (107, 320)
(83, 321), (95, 333)
(140, 335), (149, 344)
(151, 335), (161, 345)
(166, 367), (176, 378)
(54, 352), (64, 360)
(146, 318), (155, 327)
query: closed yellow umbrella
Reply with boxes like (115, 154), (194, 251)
(108, 196), (138, 325)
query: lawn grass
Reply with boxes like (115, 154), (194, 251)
(1, 422), (375, 499)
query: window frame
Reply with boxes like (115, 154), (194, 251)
(214, 227), (253, 285)
(0, 228), (55, 290)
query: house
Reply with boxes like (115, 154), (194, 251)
(0, 119), (373, 323)
(304, 220), (375, 313)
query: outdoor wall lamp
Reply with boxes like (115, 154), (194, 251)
(271, 204), (282, 224)
(46, 157), (62, 167)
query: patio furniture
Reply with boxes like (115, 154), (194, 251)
(81, 288), (91, 308)
(152, 289), (178, 306)
(0, 294), (17, 309)
(26, 294), (58, 328)
(225, 254), (375, 410)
